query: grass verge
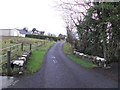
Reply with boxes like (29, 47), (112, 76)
(63, 43), (96, 68)
(26, 41), (55, 74)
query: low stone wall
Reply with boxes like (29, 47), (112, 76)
(73, 50), (110, 68)
(10, 51), (32, 75)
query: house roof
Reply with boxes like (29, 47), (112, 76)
(17, 29), (31, 34)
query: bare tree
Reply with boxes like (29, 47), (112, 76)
(55, 0), (93, 30)
(55, 0), (93, 50)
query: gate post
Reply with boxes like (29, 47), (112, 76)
(7, 51), (11, 76)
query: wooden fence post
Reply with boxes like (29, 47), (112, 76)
(7, 51), (11, 76)
(30, 44), (32, 51)
(17, 44), (19, 51)
(21, 43), (23, 51)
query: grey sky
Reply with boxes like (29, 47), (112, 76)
(0, 0), (66, 35)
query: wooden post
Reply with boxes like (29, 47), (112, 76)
(17, 44), (19, 51)
(21, 43), (23, 51)
(7, 51), (11, 76)
(30, 44), (32, 51)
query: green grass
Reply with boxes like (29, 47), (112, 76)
(63, 43), (96, 68)
(26, 42), (55, 74)
(0, 36), (53, 74)
(0, 36), (46, 62)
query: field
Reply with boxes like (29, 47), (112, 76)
(0, 36), (45, 48)
(0, 36), (48, 74)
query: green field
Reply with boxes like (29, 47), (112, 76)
(0, 36), (45, 48)
(0, 36), (46, 60)
(0, 36), (52, 75)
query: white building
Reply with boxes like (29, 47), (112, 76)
(0, 29), (30, 37)
(0, 29), (19, 36)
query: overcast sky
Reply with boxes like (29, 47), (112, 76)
(0, 0), (66, 35)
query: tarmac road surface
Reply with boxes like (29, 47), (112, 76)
(7, 42), (118, 88)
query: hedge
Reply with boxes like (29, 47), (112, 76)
(26, 34), (60, 41)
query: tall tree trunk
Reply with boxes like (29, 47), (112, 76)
(102, 24), (108, 65)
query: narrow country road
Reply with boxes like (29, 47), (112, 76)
(8, 42), (118, 88)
